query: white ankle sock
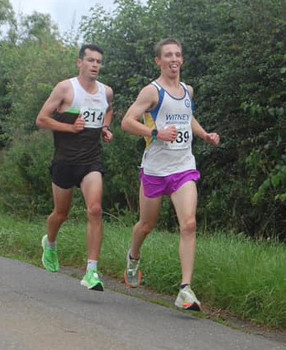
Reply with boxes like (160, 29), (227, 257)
(47, 240), (57, 249)
(87, 260), (98, 271)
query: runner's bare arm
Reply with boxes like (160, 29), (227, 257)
(122, 85), (177, 142)
(187, 84), (220, 146)
(121, 85), (158, 137)
(102, 85), (114, 143)
(36, 80), (85, 133)
(102, 85), (114, 128)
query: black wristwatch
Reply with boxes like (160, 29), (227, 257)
(151, 129), (158, 141)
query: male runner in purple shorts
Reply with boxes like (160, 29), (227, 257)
(121, 38), (220, 311)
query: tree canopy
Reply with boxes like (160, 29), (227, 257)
(0, 0), (285, 240)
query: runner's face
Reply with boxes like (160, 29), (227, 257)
(78, 49), (103, 81)
(155, 44), (183, 76)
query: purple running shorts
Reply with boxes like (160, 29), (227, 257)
(140, 169), (201, 198)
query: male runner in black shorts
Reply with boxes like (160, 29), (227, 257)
(36, 44), (113, 291)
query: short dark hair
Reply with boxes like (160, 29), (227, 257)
(79, 44), (104, 59)
(154, 38), (182, 58)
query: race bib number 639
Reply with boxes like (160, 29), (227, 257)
(164, 127), (190, 150)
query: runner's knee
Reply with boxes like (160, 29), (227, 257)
(180, 218), (196, 237)
(53, 211), (69, 224)
(87, 203), (102, 219)
(139, 221), (155, 236)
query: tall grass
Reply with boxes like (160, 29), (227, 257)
(195, 234), (286, 327)
(0, 213), (285, 328)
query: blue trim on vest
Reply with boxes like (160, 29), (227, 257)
(191, 99), (195, 113)
(180, 82), (194, 113)
(151, 85), (164, 122)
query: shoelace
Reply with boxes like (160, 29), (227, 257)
(129, 259), (139, 270)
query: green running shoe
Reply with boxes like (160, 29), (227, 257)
(124, 249), (142, 288)
(41, 235), (60, 272)
(80, 269), (104, 291)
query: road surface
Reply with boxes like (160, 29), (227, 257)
(0, 257), (285, 350)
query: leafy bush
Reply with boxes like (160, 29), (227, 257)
(0, 130), (54, 216)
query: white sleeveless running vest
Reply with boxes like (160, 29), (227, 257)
(141, 81), (196, 176)
(52, 77), (109, 165)
(69, 77), (109, 128)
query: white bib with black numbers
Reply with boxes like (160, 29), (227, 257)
(80, 106), (104, 128)
(164, 126), (191, 150)
(70, 77), (108, 129)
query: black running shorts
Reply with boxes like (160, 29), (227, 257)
(50, 161), (105, 189)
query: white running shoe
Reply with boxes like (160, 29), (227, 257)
(175, 285), (201, 311)
(124, 249), (142, 288)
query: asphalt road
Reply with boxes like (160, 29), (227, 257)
(0, 256), (285, 350)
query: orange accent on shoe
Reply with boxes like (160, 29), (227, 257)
(183, 303), (193, 308)
(183, 302), (201, 311)
(123, 270), (131, 287)
(123, 269), (143, 288)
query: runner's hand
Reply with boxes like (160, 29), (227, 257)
(102, 129), (113, 143)
(205, 133), (220, 146)
(158, 125), (177, 142)
(72, 115), (85, 133)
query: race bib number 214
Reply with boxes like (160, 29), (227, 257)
(81, 107), (104, 129)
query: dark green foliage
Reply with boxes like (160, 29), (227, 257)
(189, 0), (286, 240)
(0, 0), (285, 240)
(102, 125), (143, 214)
(0, 40), (78, 146)
(0, 131), (54, 217)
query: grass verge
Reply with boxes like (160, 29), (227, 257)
(0, 213), (285, 329)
